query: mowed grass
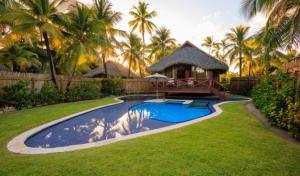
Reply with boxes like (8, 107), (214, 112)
(0, 97), (300, 176)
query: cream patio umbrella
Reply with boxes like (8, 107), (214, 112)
(144, 73), (170, 99)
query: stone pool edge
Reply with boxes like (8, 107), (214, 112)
(7, 97), (250, 154)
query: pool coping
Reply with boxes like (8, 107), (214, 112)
(7, 97), (250, 154)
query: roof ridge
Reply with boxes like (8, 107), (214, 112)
(182, 41), (218, 61)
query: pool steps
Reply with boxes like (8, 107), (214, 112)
(144, 99), (193, 105)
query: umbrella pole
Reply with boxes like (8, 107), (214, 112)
(156, 78), (159, 99)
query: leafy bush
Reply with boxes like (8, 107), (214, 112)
(65, 81), (101, 101)
(251, 71), (300, 139)
(101, 77), (124, 96)
(39, 83), (62, 104)
(1, 80), (32, 110)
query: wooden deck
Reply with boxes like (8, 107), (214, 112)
(158, 88), (212, 94)
(155, 79), (228, 99)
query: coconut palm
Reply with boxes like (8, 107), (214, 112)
(0, 0), (67, 85)
(242, 0), (300, 48)
(0, 0), (18, 39)
(201, 36), (214, 54)
(129, 1), (157, 46)
(61, 3), (106, 89)
(225, 25), (250, 78)
(129, 1), (157, 77)
(93, 0), (125, 77)
(251, 28), (290, 74)
(212, 42), (222, 60)
(0, 43), (41, 72)
(120, 33), (144, 78)
(149, 26), (177, 63)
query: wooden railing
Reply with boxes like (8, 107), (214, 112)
(154, 79), (228, 99)
(157, 79), (210, 89)
(157, 79), (227, 90)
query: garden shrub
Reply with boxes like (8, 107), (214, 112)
(39, 83), (62, 104)
(65, 81), (101, 101)
(101, 77), (124, 96)
(251, 71), (300, 139)
(1, 80), (32, 110)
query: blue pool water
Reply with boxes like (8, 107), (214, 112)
(25, 97), (224, 148)
(129, 102), (211, 123)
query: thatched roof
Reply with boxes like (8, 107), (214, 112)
(83, 61), (137, 78)
(148, 41), (228, 73)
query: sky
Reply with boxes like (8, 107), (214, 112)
(77, 0), (267, 52)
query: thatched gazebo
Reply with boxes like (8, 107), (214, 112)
(83, 61), (137, 78)
(148, 41), (228, 81)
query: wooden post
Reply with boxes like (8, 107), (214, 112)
(296, 72), (300, 101)
(31, 78), (35, 92)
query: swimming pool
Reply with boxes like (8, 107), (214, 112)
(24, 98), (214, 148)
(8, 96), (248, 154)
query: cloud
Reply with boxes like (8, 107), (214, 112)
(195, 11), (235, 51)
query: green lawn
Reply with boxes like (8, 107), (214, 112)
(0, 97), (300, 176)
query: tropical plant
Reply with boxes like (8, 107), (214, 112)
(101, 77), (124, 95)
(225, 25), (250, 78)
(250, 28), (290, 74)
(129, 1), (157, 77)
(242, 0), (300, 48)
(0, 43), (41, 72)
(93, 0), (124, 77)
(60, 3), (106, 89)
(0, 0), (67, 85)
(201, 36), (214, 54)
(129, 1), (157, 46)
(65, 81), (102, 101)
(1, 80), (32, 109)
(120, 33), (144, 78)
(148, 26), (176, 63)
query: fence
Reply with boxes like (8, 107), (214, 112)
(0, 71), (153, 93)
(229, 77), (261, 95)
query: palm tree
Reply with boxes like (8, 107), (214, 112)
(212, 42), (222, 60)
(129, 1), (157, 46)
(149, 26), (176, 63)
(242, 0), (300, 48)
(201, 36), (214, 54)
(120, 33), (144, 78)
(225, 25), (250, 78)
(93, 0), (125, 78)
(0, 42), (41, 72)
(62, 3), (106, 89)
(0, 0), (18, 39)
(129, 1), (157, 77)
(252, 28), (290, 74)
(0, 0), (66, 85)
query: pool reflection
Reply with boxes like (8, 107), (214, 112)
(25, 100), (171, 148)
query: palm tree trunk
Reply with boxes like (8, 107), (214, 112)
(141, 30), (145, 77)
(102, 53), (108, 78)
(42, 32), (58, 86)
(127, 57), (132, 78)
(239, 50), (242, 78)
(138, 63), (142, 78)
(248, 60), (252, 91)
(66, 61), (78, 91)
